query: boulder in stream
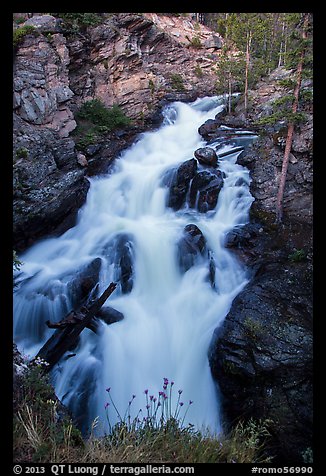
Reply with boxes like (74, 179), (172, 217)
(177, 224), (216, 288)
(189, 170), (224, 213)
(167, 158), (198, 210)
(194, 147), (218, 167)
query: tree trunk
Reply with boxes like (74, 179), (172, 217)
(244, 30), (252, 115)
(35, 282), (117, 371)
(275, 14), (309, 223)
(228, 69), (232, 113)
(278, 19), (286, 68)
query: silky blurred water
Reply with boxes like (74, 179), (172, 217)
(13, 96), (255, 436)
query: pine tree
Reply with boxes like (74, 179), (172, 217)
(275, 13), (311, 223)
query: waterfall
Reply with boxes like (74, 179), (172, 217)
(13, 95), (255, 437)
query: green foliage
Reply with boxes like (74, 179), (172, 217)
(189, 36), (202, 48)
(288, 248), (306, 262)
(169, 74), (186, 92)
(213, 13), (312, 95)
(299, 88), (313, 105)
(272, 95), (295, 108)
(243, 317), (264, 338)
(50, 13), (103, 32)
(13, 25), (38, 48)
(148, 79), (155, 94)
(74, 99), (132, 150)
(13, 250), (23, 271)
(255, 110), (307, 127)
(14, 17), (26, 25)
(194, 64), (204, 78)
(14, 357), (84, 463)
(277, 78), (296, 89)
(16, 147), (28, 159)
(301, 447), (313, 464)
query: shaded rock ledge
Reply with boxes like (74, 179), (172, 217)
(204, 68), (313, 463)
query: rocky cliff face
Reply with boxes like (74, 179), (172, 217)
(68, 13), (221, 119)
(13, 13), (223, 251)
(207, 68), (313, 463)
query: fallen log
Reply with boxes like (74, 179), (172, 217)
(35, 282), (117, 371)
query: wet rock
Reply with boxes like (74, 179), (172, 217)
(113, 234), (134, 294)
(85, 144), (102, 157)
(208, 262), (313, 463)
(177, 224), (216, 288)
(224, 223), (261, 249)
(194, 147), (217, 167)
(96, 306), (124, 325)
(67, 258), (102, 307)
(167, 158), (197, 210)
(189, 170), (223, 213)
(198, 119), (218, 139)
(177, 224), (207, 273)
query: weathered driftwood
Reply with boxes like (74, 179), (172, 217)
(36, 282), (117, 371)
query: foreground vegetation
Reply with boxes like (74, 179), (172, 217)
(72, 99), (132, 150)
(13, 358), (272, 463)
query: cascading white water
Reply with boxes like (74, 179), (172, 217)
(13, 95), (255, 436)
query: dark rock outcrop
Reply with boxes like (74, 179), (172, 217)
(209, 259), (312, 463)
(112, 234), (134, 294)
(167, 158), (197, 210)
(13, 13), (224, 250)
(177, 224), (216, 288)
(177, 224), (207, 273)
(207, 67), (313, 463)
(189, 169), (224, 213)
(66, 257), (102, 307)
(96, 306), (124, 326)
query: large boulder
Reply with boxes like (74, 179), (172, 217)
(167, 158), (198, 210)
(189, 169), (224, 213)
(23, 15), (62, 33)
(177, 224), (207, 273)
(112, 234), (134, 294)
(66, 258), (102, 307)
(177, 224), (216, 288)
(204, 35), (223, 50)
(194, 147), (218, 167)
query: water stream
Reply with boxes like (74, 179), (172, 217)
(14, 95), (255, 436)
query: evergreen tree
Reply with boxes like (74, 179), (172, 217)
(275, 13), (312, 223)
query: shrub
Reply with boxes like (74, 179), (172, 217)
(169, 74), (186, 92)
(255, 110), (307, 127)
(74, 99), (132, 150)
(277, 78), (296, 89)
(194, 64), (204, 78)
(13, 357), (84, 463)
(76, 100), (131, 130)
(16, 147), (28, 159)
(13, 25), (38, 48)
(288, 248), (306, 262)
(190, 36), (202, 48)
(13, 250), (23, 271)
(50, 13), (103, 32)
(243, 316), (264, 339)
